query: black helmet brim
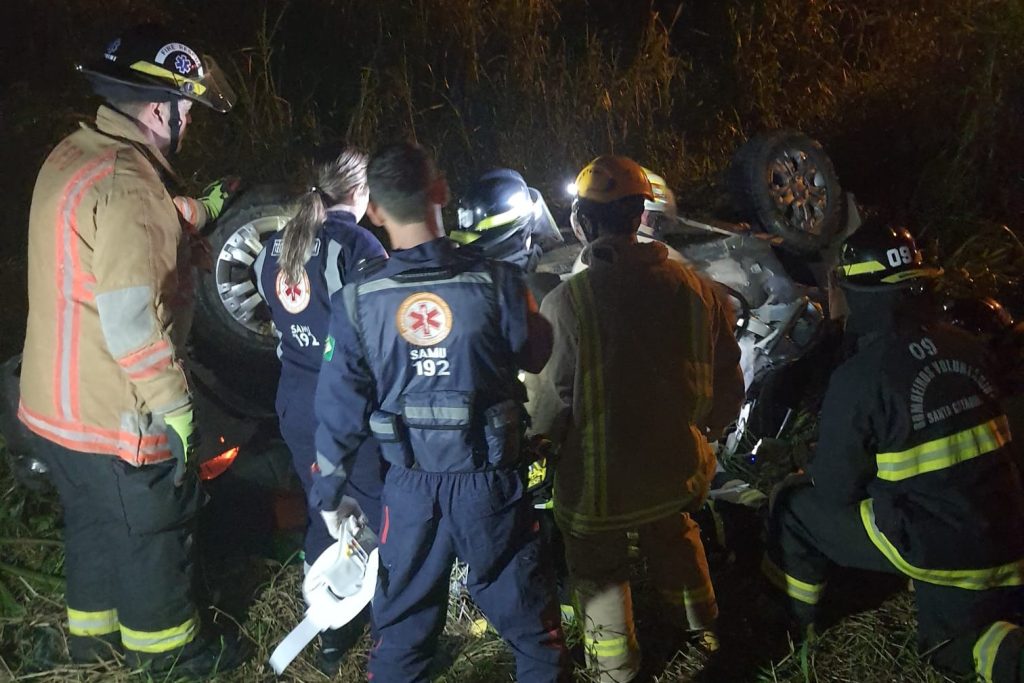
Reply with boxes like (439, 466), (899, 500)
(77, 52), (235, 113)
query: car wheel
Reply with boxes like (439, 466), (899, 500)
(192, 185), (297, 410)
(728, 131), (844, 254)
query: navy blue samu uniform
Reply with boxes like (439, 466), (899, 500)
(314, 238), (567, 682)
(254, 209), (387, 562)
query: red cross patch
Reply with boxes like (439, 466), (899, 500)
(396, 292), (453, 346)
(275, 269), (311, 314)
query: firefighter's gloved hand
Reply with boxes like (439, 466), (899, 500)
(321, 496), (366, 540)
(199, 176), (242, 222)
(164, 408), (199, 487)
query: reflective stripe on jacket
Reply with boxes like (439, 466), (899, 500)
(342, 240), (526, 473)
(19, 106), (194, 465)
(312, 238), (536, 508)
(528, 236), (744, 535)
(253, 210), (387, 377)
(808, 320), (1024, 587)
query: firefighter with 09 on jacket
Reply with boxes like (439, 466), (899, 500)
(764, 218), (1024, 682)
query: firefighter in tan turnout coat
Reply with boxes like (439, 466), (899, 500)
(527, 156), (744, 682)
(19, 25), (248, 675)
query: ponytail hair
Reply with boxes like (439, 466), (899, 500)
(279, 144), (369, 285)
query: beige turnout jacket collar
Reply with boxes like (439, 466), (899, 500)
(94, 106), (186, 186)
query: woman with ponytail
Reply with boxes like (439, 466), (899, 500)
(253, 144), (386, 673)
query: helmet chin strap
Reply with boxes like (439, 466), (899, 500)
(570, 199), (599, 245)
(165, 97), (181, 160)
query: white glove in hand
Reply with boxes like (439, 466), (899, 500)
(321, 495), (365, 540)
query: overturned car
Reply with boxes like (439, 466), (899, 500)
(3, 130), (848, 508)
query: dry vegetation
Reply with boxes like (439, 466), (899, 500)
(2, 0), (1023, 680)
(0, 444), (959, 682)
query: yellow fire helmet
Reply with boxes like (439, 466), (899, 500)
(643, 167), (667, 202)
(641, 166), (677, 214)
(574, 156), (655, 204)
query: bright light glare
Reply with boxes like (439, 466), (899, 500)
(508, 191), (530, 210)
(565, 182), (578, 196)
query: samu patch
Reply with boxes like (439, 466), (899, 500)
(396, 292), (453, 346)
(275, 269), (311, 314)
(323, 335), (335, 361)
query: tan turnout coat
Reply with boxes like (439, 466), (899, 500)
(19, 105), (203, 465)
(527, 236), (745, 535)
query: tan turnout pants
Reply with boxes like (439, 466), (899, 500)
(563, 513), (717, 683)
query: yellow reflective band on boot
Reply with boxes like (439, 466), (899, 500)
(860, 499), (1024, 589)
(684, 584), (716, 608)
(660, 584), (716, 608)
(68, 607), (119, 636)
(761, 556), (825, 605)
(121, 614), (198, 654)
(875, 416), (1010, 482)
(585, 634), (630, 659)
(662, 583), (718, 629)
(973, 621), (1021, 682)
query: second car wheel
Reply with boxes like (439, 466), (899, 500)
(728, 130), (844, 254)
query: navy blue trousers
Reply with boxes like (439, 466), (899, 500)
(368, 465), (568, 682)
(277, 371), (384, 564)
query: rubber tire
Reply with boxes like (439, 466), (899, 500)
(0, 355), (54, 493)
(727, 130), (844, 254)
(192, 185), (297, 410)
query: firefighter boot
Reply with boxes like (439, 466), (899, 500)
(127, 624), (252, 678)
(69, 632), (123, 664)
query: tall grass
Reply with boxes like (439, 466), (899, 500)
(208, 0), (1022, 232)
(7, 0), (1023, 226)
